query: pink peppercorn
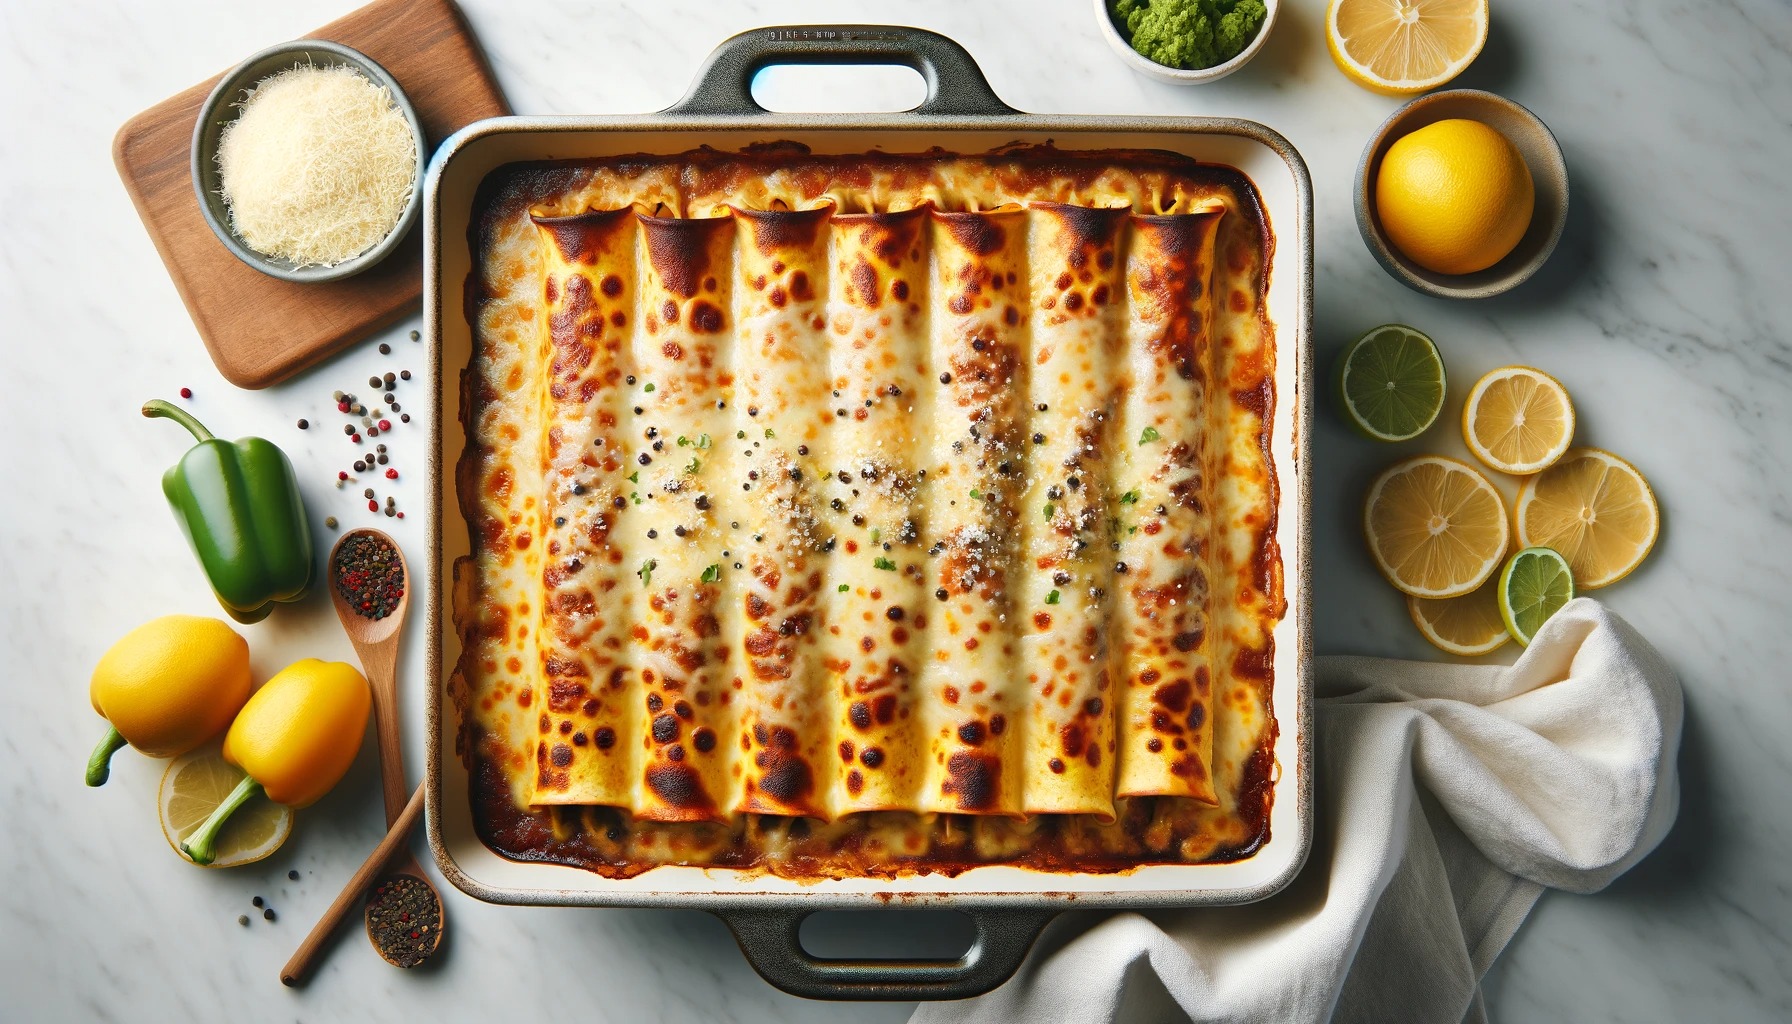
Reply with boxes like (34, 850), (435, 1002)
(179, 387), (193, 399)
(385, 468), (398, 479)
(338, 471), (348, 481)
(378, 419), (392, 431)
(368, 499), (378, 511)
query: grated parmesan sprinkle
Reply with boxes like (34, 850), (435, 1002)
(217, 64), (416, 267)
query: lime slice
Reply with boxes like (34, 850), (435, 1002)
(159, 745), (292, 868)
(1336, 324), (1447, 441)
(1497, 546), (1575, 646)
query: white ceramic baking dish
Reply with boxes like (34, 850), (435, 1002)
(423, 25), (1312, 1000)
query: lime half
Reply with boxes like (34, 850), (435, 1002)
(1336, 324), (1447, 441)
(1498, 546), (1575, 646)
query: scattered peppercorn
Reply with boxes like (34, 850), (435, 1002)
(238, 915), (250, 926)
(409, 330), (420, 341)
(378, 343), (391, 355)
(179, 387), (193, 399)
(385, 468), (398, 480)
(400, 414), (410, 423)
(296, 419), (309, 430)
(324, 516), (338, 529)
(288, 870), (300, 881)
(400, 370), (411, 381)
(263, 908), (275, 922)
(369, 376), (382, 388)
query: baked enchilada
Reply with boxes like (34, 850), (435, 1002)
(451, 144), (1283, 879)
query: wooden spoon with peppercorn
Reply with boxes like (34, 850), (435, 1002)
(325, 529), (444, 968)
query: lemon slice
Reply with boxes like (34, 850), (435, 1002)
(1336, 324), (1447, 442)
(1515, 447), (1660, 589)
(159, 745), (292, 868)
(1327, 0), (1489, 95)
(1408, 574), (1510, 656)
(1364, 454), (1509, 598)
(1497, 546), (1575, 646)
(1463, 366), (1575, 475)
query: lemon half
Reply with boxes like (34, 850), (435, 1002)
(1327, 0), (1489, 95)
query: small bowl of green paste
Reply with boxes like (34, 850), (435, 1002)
(1096, 0), (1278, 83)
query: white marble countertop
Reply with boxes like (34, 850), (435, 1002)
(3, 0), (1788, 1020)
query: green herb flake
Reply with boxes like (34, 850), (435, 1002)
(1045, 590), (1061, 605)
(637, 559), (656, 586)
(628, 471), (640, 483)
(737, 430), (747, 440)
(1043, 502), (1056, 521)
(764, 428), (776, 439)
(873, 556), (897, 571)
(630, 491), (642, 505)
(838, 583), (851, 593)
(685, 456), (701, 475)
(1120, 489), (1141, 505)
(870, 527), (882, 543)
(700, 563), (722, 584)
(677, 436), (690, 447)
(643, 382), (656, 393)
(970, 487), (983, 500)
(1138, 426), (1162, 445)
(697, 433), (712, 449)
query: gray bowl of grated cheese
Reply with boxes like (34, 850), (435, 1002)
(192, 39), (426, 283)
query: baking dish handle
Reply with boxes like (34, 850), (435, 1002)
(718, 906), (1055, 1001)
(666, 25), (1018, 118)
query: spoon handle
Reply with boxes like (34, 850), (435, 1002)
(358, 637), (408, 828)
(281, 782), (425, 987)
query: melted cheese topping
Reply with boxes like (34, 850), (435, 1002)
(451, 145), (1283, 878)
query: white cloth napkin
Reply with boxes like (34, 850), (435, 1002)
(914, 598), (1682, 1024)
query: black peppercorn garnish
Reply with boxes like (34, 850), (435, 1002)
(939, 372), (952, 384)
(366, 875), (440, 969)
(288, 870), (300, 881)
(647, 529), (658, 539)
(886, 606), (904, 621)
(612, 496), (626, 509)
(354, 461), (367, 472)
(400, 414), (410, 423)
(1115, 562), (1129, 574)
(384, 372), (396, 385)
(378, 343), (391, 355)
(1032, 433), (1045, 444)
(830, 498), (845, 511)
(674, 526), (686, 537)
(1036, 403), (1048, 412)
(296, 419), (309, 430)
(252, 896), (264, 908)
(796, 445), (809, 456)
(344, 424), (355, 436)
(1067, 476), (1082, 490)
(400, 370), (411, 381)
(788, 467), (802, 481)
(570, 483), (585, 495)
(638, 453), (651, 465)
(694, 494), (711, 511)
(935, 588), (950, 600)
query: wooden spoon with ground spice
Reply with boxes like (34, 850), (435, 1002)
(325, 529), (444, 968)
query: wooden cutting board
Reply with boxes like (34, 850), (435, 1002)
(113, 0), (508, 389)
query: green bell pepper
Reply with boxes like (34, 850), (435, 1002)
(144, 399), (314, 623)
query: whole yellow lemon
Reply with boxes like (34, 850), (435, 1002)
(1376, 118), (1535, 276)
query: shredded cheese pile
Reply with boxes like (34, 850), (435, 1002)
(217, 64), (417, 268)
